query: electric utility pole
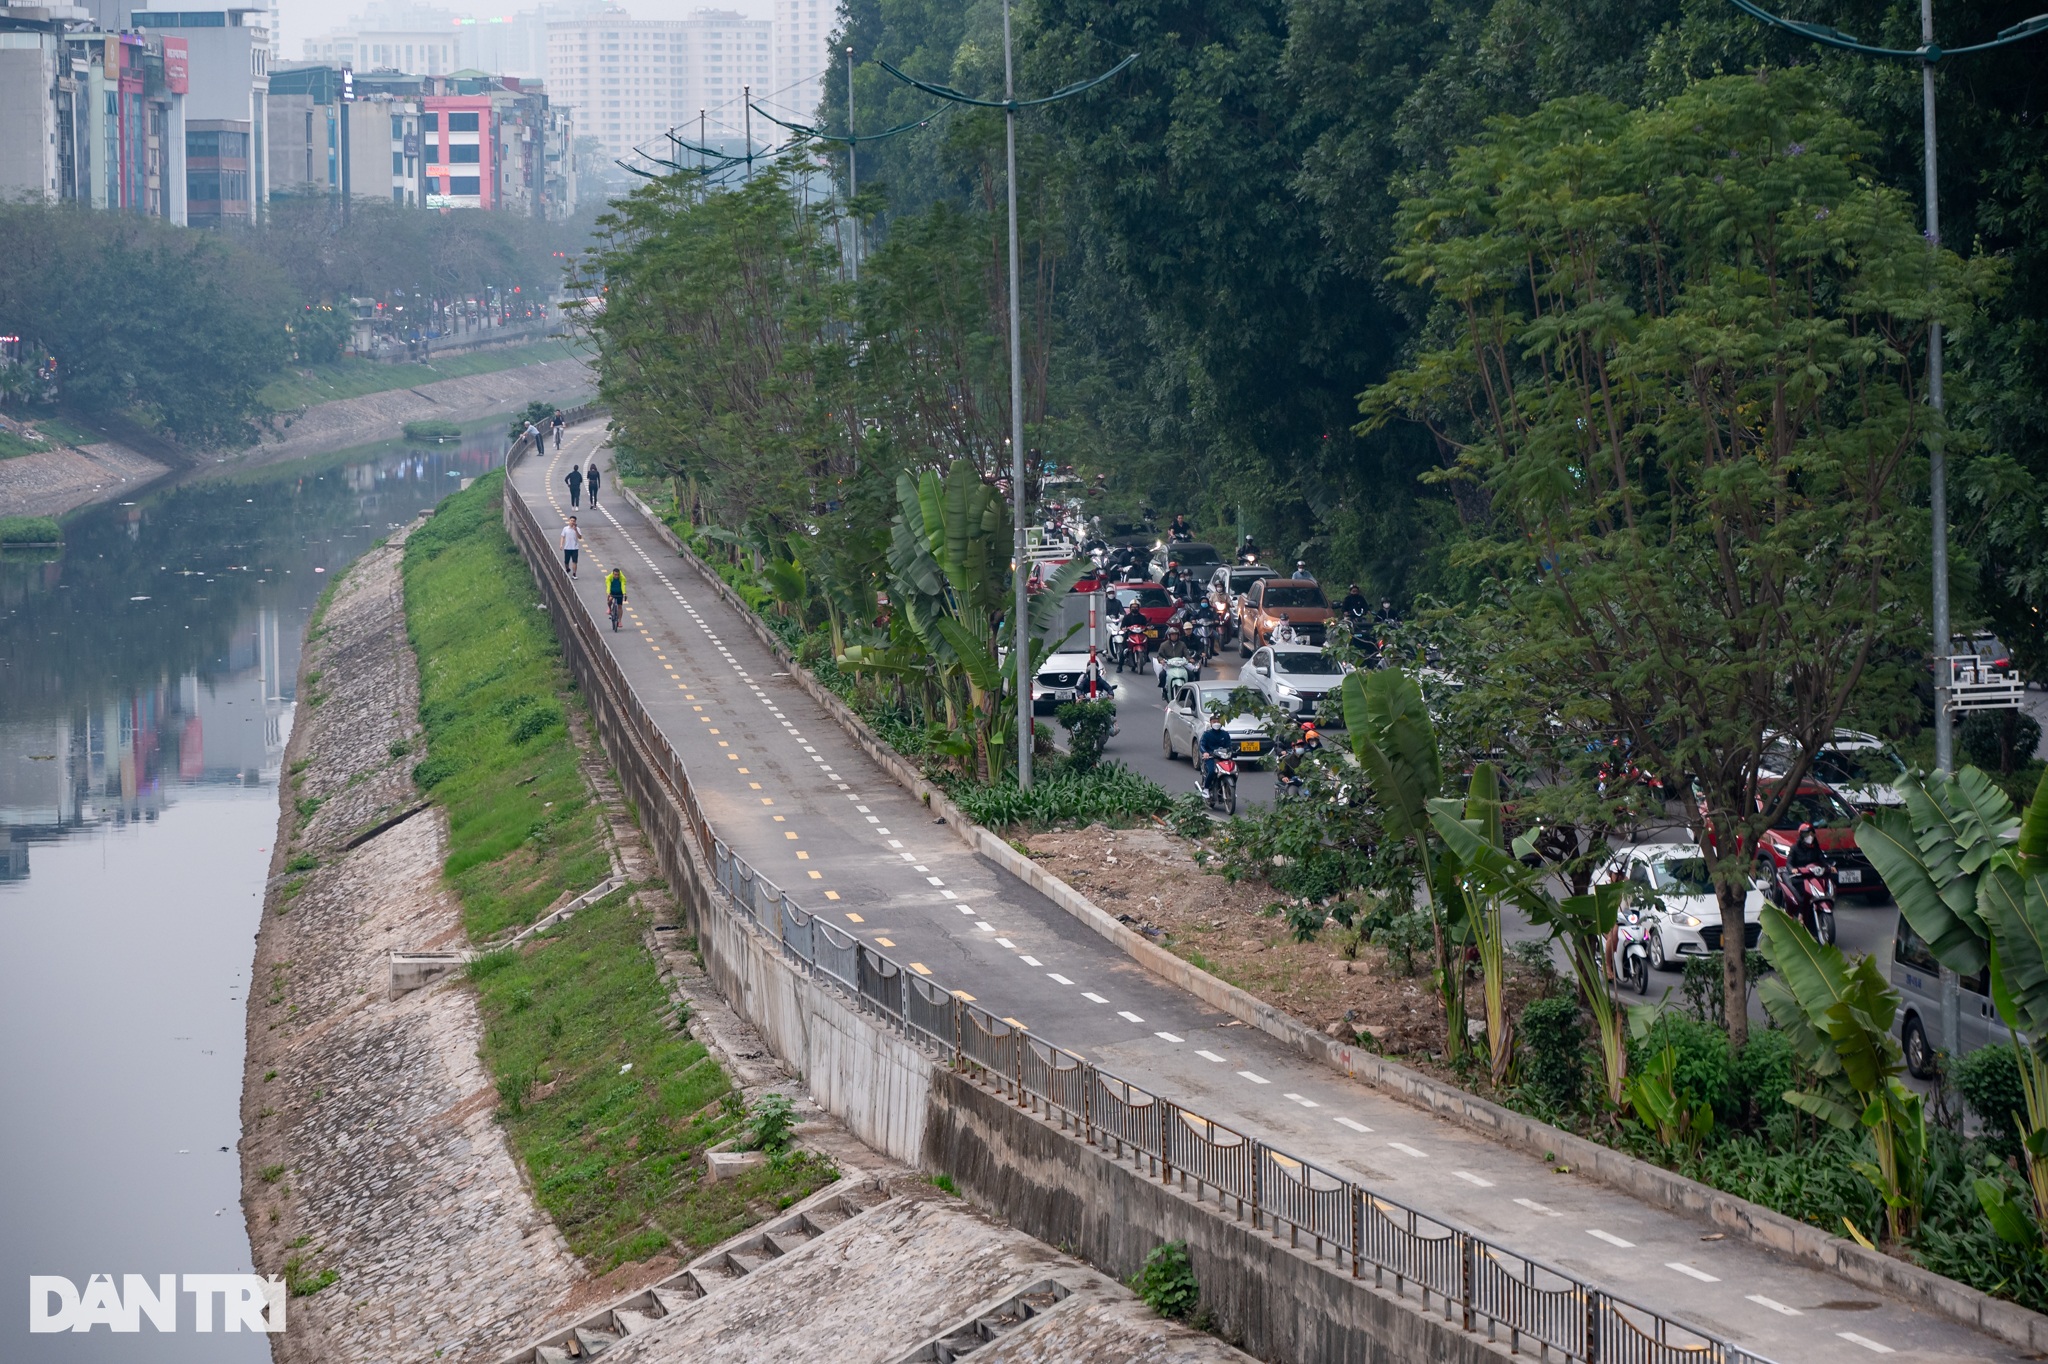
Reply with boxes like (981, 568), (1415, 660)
(1003, 0), (1031, 789)
(847, 46), (858, 283)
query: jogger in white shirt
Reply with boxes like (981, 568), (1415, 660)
(560, 517), (582, 577)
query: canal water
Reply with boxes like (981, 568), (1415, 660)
(1, 426), (506, 1362)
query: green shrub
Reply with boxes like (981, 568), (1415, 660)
(1054, 699), (1117, 776)
(1684, 1126), (1885, 1234)
(744, 1094), (797, 1157)
(1166, 793), (1210, 839)
(1131, 1240), (1199, 1320)
(0, 514), (62, 545)
(1518, 996), (1586, 1113)
(1284, 903), (1325, 943)
(1366, 907), (1432, 977)
(1955, 1044), (2027, 1162)
(510, 703), (562, 744)
(1629, 1012), (1735, 1124)
(403, 419), (462, 443)
(943, 763), (1170, 829)
(1730, 1027), (1797, 1129)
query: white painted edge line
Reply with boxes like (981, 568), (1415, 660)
(1082, 992), (1108, 1004)
(1388, 1142), (1429, 1159)
(1118, 1011), (1145, 1023)
(1048, 973), (1073, 985)
(1334, 1117), (1372, 1133)
(1745, 1295), (1801, 1316)
(1195, 1050), (1227, 1063)
(1586, 1230), (1634, 1248)
(1665, 1262), (1718, 1283)
(1452, 1171), (1494, 1188)
(1836, 1333), (1894, 1354)
(1155, 1031), (1184, 1043)
(1238, 1071), (1270, 1085)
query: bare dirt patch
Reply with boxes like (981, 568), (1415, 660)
(1021, 822), (1541, 1059)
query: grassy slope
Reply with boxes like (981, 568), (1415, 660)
(402, 471), (831, 1270)
(260, 337), (579, 410)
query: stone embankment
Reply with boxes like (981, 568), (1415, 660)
(248, 353), (593, 467)
(240, 522), (588, 1364)
(0, 437), (169, 519)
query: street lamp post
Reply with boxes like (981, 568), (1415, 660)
(1003, 0), (1031, 789)
(847, 46), (858, 283)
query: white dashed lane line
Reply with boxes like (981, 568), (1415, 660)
(1388, 1142), (1429, 1159)
(1514, 1198), (1559, 1216)
(1666, 1263), (1718, 1283)
(1587, 1230), (1635, 1248)
(1837, 1333), (1894, 1354)
(1334, 1117), (1372, 1133)
(1452, 1171), (1494, 1188)
(1747, 1295), (1801, 1316)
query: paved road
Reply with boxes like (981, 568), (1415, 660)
(521, 425), (2016, 1364)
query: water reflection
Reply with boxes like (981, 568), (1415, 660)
(0, 423), (502, 1362)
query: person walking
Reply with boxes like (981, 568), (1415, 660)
(585, 459), (601, 508)
(560, 516), (582, 577)
(565, 463), (583, 508)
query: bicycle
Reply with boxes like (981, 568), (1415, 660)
(608, 593), (624, 631)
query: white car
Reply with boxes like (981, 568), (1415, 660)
(1239, 645), (1348, 717)
(1031, 651), (1103, 714)
(1163, 681), (1272, 764)
(1761, 729), (1908, 811)
(1598, 843), (1764, 971)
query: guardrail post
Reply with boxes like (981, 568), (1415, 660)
(1160, 1100), (1175, 1186)
(1351, 1187), (1362, 1278)
(1586, 1289), (1601, 1364)
(1250, 1141), (1262, 1231)
(1082, 1064), (1094, 1145)
(950, 996), (962, 1071)
(1014, 1035), (1025, 1108)
(1459, 1233), (1474, 1331)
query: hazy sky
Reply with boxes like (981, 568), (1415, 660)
(271, 0), (778, 63)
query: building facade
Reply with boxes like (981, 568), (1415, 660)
(131, 7), (271, 224)
(770, 0), (831, 133)
(544, 5), (770, 166)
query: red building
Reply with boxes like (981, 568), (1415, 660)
(420, 93), (493, 209)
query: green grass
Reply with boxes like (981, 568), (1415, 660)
(402, 470), (610, 937)
(403, 469), (834, 1270)
(258, 338), (579, 409)
(469, 893), (835, 1269)
(0, 515), (61, 545)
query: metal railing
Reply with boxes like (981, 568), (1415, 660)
(498, 447), (1778, 1364)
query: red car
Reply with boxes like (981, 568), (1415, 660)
(1705, 780), (1884, 899)
(1026, 559), (1105, 594)
(1108, 582), (1176, 625)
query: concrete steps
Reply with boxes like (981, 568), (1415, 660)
(893, 1280), (1072, 1363)
(497, 1181), (890, 1363)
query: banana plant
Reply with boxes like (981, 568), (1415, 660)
(1758, 906), (1928, 1242)
(1436, 800), (1631, 1108)
(1344, 668), (1470, 1064)
(1858, 766), (2048, 1240)
(1428, 763), (1516, 1086)
(1623, 1029), (1716, 1157)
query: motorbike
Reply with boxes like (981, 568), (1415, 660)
(1187, 616), (1217, 662)
(1156, 654), (1196, 694)
(1772, 861), (1837, 947)
(1200, 754), (1239, 815)
(1612, 905), (1654, 995)
(1115, 623), (1158, 673)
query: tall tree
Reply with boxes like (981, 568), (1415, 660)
(1365, 70), (1998, 1041)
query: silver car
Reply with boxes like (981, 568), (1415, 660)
(1597, 843), (1764, 971)
(1240, 645), (1348, 717)
(1163, 681), (1271, 764)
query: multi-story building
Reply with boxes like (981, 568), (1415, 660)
(266, 65), (572, 216)
(770, 0), (832, 130)
(266, 64), (426, 206)
(545, 5), (769, 166)
(0, 8), (89, 204)
(300, 1), (606, 82)
(131, 7), (271, 225)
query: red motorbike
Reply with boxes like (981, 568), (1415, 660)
(1771, 861), (1837, 947)
(1114, 622), (1159, 673)
(1200, 755), (1239, 815)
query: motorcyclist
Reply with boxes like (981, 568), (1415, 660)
(1080, 654), (1110, 701)
(1169, 514), (1194, 543)
(1275, 725), (1312, 796)
(1786, 822), (1826, 869)
(1198, 708), (1235, 797)
(1237, 533), (1259, 565)
(1292, 559), (1315, 583)
(1340, 582), (1370, 617)
(1155, 626), (1192, 693)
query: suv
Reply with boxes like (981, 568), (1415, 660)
(1240, 645), (1347, 716)
(1150, 541), (1222, 584)
(1238, 579), (1333, 654)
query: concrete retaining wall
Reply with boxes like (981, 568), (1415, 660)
(923, 1070), (1513, 1364)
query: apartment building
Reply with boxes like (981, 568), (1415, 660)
(131, 7), (271, 224)
(546, 6), (769, 165)
(0, 21), (194, 222)
(266, 64), (425, 205)
(299, 0), (457, 76)
(769, 0), (832, 131)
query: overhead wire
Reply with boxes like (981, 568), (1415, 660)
(872, 52), (1136, 110)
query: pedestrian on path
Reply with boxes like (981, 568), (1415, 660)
(586, 460), (602, 508)
(565, 463), (583, 507)
(535, 421), (548, 456)
(526, 420), (542, 454)
(560, 516), (582, 577)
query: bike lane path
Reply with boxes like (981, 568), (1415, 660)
(517, 426), (2015, 1364)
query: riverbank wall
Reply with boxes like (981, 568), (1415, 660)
(239, 521), (589, 1364)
